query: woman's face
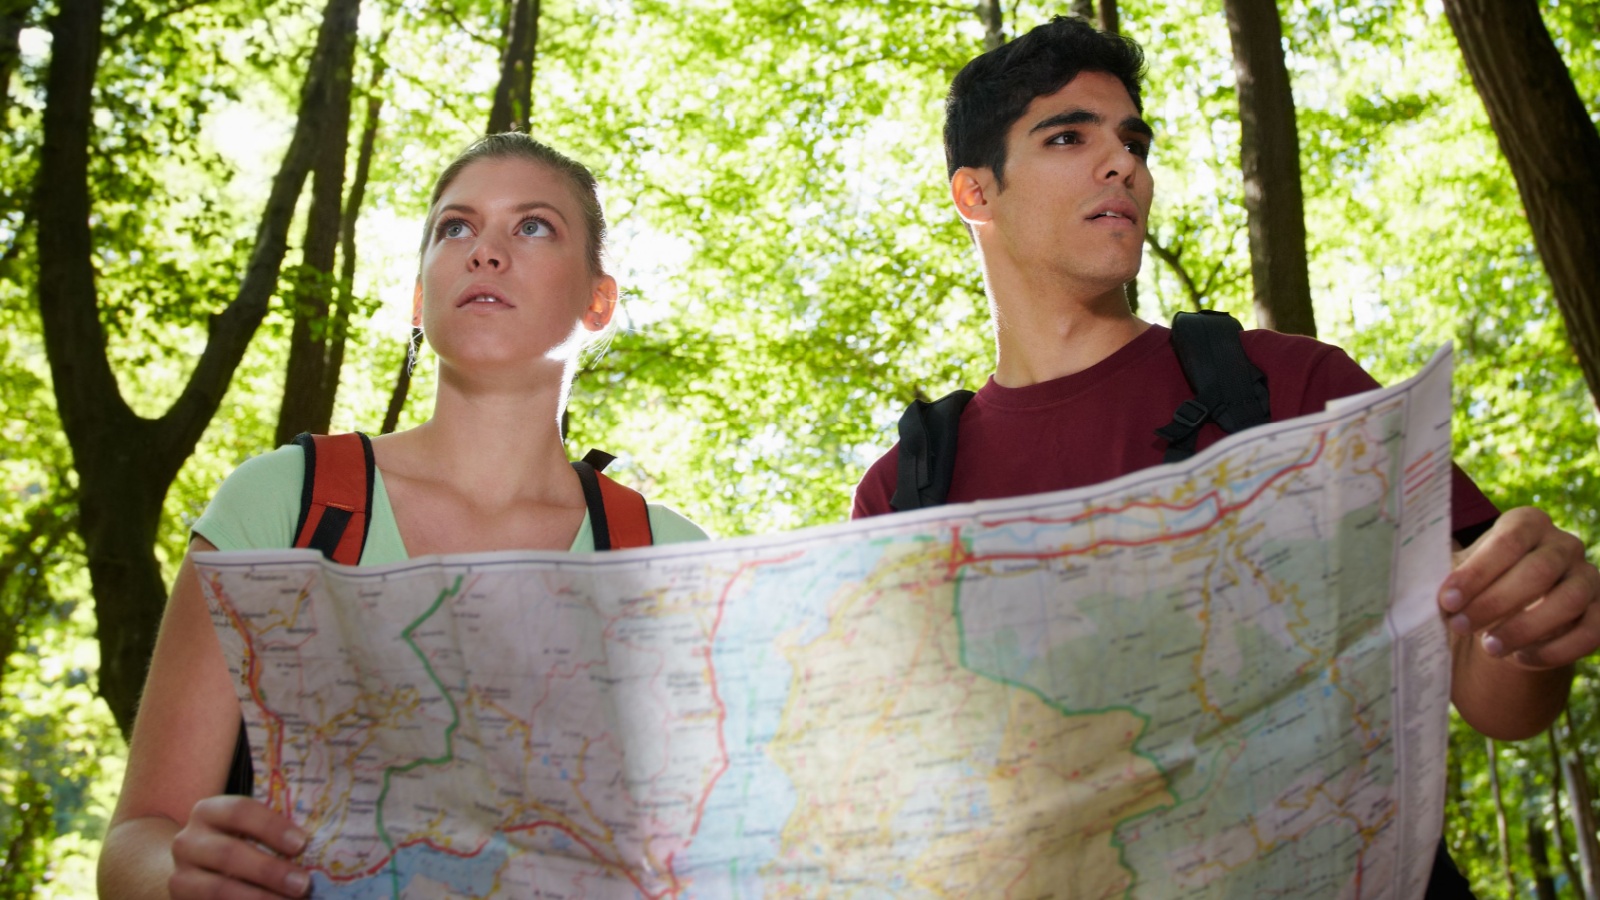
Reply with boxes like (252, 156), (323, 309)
(415, 157), (615, 378)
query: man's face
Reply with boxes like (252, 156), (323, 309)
(976, 71), (1154, 293)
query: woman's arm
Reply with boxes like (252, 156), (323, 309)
(98, 538), (310, 899)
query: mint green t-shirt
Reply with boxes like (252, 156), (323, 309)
(193, 445), (707, 563)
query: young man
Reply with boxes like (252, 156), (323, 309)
(852, 16), (1600, 896)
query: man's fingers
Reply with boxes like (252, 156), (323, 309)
(1446, 533), (1576, 633)
(1479, 565), (1598, 655)
(1443, 508), (1552, 601)
(1443, 508), (1585, 623)
(1510, 596), (1600, 670)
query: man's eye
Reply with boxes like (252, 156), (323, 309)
(1048, 131), (1080, 145)
(1126, 140), (1152, 159)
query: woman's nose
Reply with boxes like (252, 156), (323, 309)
(469, 241), (503, 270)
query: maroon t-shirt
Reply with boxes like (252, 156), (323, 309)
(852, 325), (1499, 534)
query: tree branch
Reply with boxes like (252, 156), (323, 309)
(1144, 231), (1205, 311)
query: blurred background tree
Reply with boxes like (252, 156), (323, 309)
(1, 0), (1596, 893)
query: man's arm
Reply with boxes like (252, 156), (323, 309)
(1442, 506), (1600, 740)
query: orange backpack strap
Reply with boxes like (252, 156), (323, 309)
(292, 432), (375, 565)
(572, 449), (654, 551)
(231, 432), (374, 799)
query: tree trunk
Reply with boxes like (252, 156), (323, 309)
(1442, 0), (1600, 411)
(1559, 710), (1600, 898)
(386, 6), (540, 425)
(0, 486), (75, 687)
(1070, 0), (1094, 21)
(0, 0), (26, 133)
(1527, 768), (1559, 900)
(380, 331), (419, 434)
(1098, 0), (1120, 35)
(1547, 727), (1591, 898)
(1221, 0), (1315, 337)
(1097, 0), (1129, 311)
(980, 0), (1003, 51)
(34, 0), (362, 735)
(274, 29), (358, 446)
(486, 0), (538, 132)
(324, 45), (387, 432)
(1486, 738), (1516, 898)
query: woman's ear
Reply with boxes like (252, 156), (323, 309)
(584, 274), (619, 332)
(411, 277), (424, 328)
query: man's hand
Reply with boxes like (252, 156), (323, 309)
(1440, 507), (1600, 740)
(1440, 507), (1600, 669)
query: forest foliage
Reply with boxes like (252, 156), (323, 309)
(2, 0), (1598, 894)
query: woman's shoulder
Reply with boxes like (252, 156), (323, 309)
(192, 444), (306, 551)
(645, 503), (710, 544)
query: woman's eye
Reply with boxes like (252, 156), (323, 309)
(520, 218), (552, 237)
(439, 219), (469, 239)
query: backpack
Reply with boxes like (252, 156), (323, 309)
(890, 310), (1271, 511)
(224, 433), (655, 796)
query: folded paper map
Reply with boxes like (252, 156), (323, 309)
(199, 345), (1458, 899)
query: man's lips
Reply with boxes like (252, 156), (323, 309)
(1085, 199), (1141, 225)
(455, 286), (514, 308)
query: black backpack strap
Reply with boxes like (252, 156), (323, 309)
(891, 390), (975, 511)
(1155, 311), (1271, 463)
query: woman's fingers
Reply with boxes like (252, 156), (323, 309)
(169, 796), (310, 898)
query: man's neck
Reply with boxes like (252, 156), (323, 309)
(989, 281), (1148, 388)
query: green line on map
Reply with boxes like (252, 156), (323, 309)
(375, 573), (466, 897)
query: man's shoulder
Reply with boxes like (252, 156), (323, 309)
(852, 443), (900, 519)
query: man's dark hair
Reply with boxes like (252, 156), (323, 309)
(944, 16), (1146, 186)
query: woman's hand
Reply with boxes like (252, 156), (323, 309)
(168, 796), (311, 899)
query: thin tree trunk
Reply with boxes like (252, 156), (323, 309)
(0, 770), (51, 892)
(1559, 709), (1600, 897)
(1486, 738), (1516, 898)
(274, 16), (359, 446)
(34, 0), (362, 735)
(1070, 0), (1094, 21)
(380, 330), (418, 434)
(322, 43), (387, 437)
(1442, 0), (1600, 410)
(980, 0), (1003, 51)
(486, 0), (538, 132)
(0, 486), (74, 687)
(386, 5), (539, 425)
(0, 0), (26, 134)
(1096, 0), (1130, 311)
(1221, 0), (1315, 336)
(1527, 767), (1559, 900)
(1098, 0), (1119, 35)
(1547, 727), (1591, 898)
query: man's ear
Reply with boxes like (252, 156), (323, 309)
(951, 167), (995, 225)
(411, 277), (423, 328)
(584, 274), (619, 332)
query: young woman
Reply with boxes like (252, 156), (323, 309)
(97, 134), (705, 898)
